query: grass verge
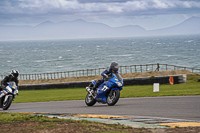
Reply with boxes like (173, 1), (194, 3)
(0, 112), (139, 133)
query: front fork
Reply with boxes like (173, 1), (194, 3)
(86, 87), (95, 99)
(4, 94), (12, 103)
(0, 94), (14, 108)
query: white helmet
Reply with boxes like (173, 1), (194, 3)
(11, 70), (19, 78)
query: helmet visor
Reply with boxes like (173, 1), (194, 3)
(113, 65), (119, 72)
(13, 73), (18, 78)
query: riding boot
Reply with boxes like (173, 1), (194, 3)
(92, 79), (103, 91)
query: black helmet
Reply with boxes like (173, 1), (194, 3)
(11, 70), (19, 78)
(110, 62), (119, 72)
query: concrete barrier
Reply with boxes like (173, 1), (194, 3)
(19, 75), (185, 90)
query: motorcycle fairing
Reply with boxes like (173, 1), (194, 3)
(95, 73), (123, 103)
(95, 81), (112, 103)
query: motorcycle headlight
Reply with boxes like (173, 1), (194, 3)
(14, 89), (18, 95)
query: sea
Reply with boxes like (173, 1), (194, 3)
(0, 34), (200, 75)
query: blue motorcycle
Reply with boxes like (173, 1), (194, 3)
(0, 82), (18, 110)
(85, 73), (123, 106)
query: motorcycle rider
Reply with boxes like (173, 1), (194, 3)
(87, 62), (120, 93)
(0, 70), (19, 98)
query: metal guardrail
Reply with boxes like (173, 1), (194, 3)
(1, 63), (200, 80)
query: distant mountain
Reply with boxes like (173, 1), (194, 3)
(0, 17), (200, 40)
(36, 21), (55, 26)
(0, 19), (147, 40)
(150, 17), (200, 35)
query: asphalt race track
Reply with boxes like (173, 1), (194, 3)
(1, 95), (200, 121)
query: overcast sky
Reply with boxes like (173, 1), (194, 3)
(0, 0), (200, 30)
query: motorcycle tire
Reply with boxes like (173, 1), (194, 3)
(85, 93), (96, 106)
(107, 89), (120, 106)
(0, 97), (3, 108)
(2, 95), (13, 110)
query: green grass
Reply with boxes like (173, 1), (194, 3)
(14, 88), (86, 103)
(0, 112), (135, 133)
(14, 74), (200, 103)
(121, 83), (200, 98)
(121, 74), (200, 97)
(0, 112), (71, 124)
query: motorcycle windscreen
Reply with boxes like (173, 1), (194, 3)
(113, 73), (123, 81)
(7, 82), (17, 87)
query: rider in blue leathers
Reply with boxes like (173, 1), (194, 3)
(88, 62), (120, 91)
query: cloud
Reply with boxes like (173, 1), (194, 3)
(1, 0), (200, 15)
(0, 0), (200, 26)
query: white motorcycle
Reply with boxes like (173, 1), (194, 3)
(0, 82), (18, 110)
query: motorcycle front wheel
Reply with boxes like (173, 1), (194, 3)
(85, 93), (96, 106)
(2, 95), (13, 110)
(107, 89), (120, 106)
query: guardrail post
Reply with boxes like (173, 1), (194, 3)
(155, 63), (160, 71)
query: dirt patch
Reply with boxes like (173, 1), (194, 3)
(0, 121), (150, 133)
(19, 70), (195, 85)
(0, 121), (200, 133)
(152, 127), (200, 133)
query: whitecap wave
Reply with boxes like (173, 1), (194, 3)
(57, 66), (64, 68)
(35, 59), (60, 63)
(185, 40), (194, 43)
(109, 54), (134, 57)
(163, 55), (176, 57)
(66, 50), (72, 52)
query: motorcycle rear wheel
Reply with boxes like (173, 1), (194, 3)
(2, 95), (13, 110)
(107, 89), (120, 106)
(85, 93), (96, 106)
